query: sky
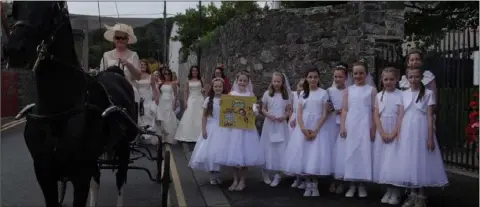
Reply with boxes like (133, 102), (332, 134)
(66, 1), (271, 18)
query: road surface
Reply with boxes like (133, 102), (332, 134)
(1, 122), (163, 207)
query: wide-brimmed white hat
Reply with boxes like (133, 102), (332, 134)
(103, 23), (137, 44)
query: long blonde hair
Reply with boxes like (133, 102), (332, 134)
(267, 72), (289, 100)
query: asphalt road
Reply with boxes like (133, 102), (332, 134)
(1, 122), (163, 207)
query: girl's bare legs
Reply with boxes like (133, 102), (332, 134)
(235, 167), (247, 191)
(228, 168), (239, 191)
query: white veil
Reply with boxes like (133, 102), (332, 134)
(282, 73), (292, 97)
(231, 79), (254, 93)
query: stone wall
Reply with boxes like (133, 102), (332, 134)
(179, 2), (404, 98)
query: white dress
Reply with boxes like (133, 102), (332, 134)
(372, 89), (402, 183)
(99, 49), (141, 102)
(325, 87), (346, 179)
(189, 97), (225, 172)
(156, 84), (179, 144)
(343, 84), (374, 182)
(283, 89), (333, 176)
(386, 89), (448, 188)
(260, 91), (291, 171)
(137, 76), (158, 139)
(175, 81), (205, 142)
(288, 91), (300, 135)
(215, 91), (265, 167)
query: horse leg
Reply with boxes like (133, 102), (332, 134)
(71, 164), (96, 207)
(115, 141), (130, 207)
(88, 168), (101, 207)
(33, 159), (59, 207)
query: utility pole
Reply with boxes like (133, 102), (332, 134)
(163, 1), (167, 66)
(197, 1), (202, 68)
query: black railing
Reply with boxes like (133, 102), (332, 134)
(375, 27), (480, 171)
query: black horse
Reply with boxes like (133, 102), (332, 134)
(4, 2), (139, 207)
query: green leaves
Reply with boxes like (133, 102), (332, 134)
(172, 1), (260, 62)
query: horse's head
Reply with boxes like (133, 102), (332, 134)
(5, 1), (69, 69)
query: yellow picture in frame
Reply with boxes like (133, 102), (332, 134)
(219, 95), (257, 129)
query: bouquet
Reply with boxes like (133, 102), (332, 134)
(466, 91), (479, 151)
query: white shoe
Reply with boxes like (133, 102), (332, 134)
(270, 174), (281, 187)
(414, 195), (427, 207)
(214, 173), (222, 184)
(209, 175), (218, 185)
(297, 181), (306, 189)
(310, 181), (320, 197)
(381, 188), (392, 203)
(345, 185), (356, 198)
(262, 173), (272, 185)
(402, 193), (417, 207)
(388, 189), (401, 205)
(303, 182), (312, 197)
(291, 177), (301, 188)
(335, 183), (344, 194)
(358, 185), (367, 198)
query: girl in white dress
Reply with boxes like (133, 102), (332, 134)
(288, 79), (306, 189)
(175, 66), (205, 142)
(156, 68), (179, 144)
(328, 66), (347, 194)
(339, 61), (377, 198)
(372, 67), (404, 205)
(388, 68), (448, 207)
(260, 72), (292, 187)
(283, 67), (332, 197)
(189, 78), (227, 185)
(137, 59), (160, 144)
(216, 72), (264, 192)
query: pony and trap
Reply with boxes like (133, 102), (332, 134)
(3, 1), (171, 206)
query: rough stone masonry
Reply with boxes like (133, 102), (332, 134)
(179, 1), (404, 98)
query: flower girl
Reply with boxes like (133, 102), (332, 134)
(339, 61), (376, 198)
(289, 78), (306, 189)
(328, 64), (347, 194)
(372, 67), (404, 204)
(388, 68), (448, 207)
(260, 72), (292, 187)
(216, 71), (265, 191)
(283, 67), (332, 197)
(188, 78), (227, 185)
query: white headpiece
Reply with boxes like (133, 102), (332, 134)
(232, 77), (254, 94)
(104, 23), (138, 44)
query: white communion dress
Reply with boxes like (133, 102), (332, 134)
(385, 89), (448, 188)
(175, 81), (204, 142)
(283, 89), (334, 176)
(260, 91), (291, 171)
(156, 84), (179, 144)
(189, 96), (226, 172)
(372, 89), (402, 183)
(215, 91), (265, 167)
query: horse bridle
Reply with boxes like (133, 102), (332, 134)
(3, 2), (73, 72)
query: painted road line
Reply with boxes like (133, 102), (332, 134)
(1, 118), (25, 129)
(166, 145), (187, 207)
(1, 119), (26, 131)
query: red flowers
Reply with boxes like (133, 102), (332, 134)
(466, 91), (479, 147)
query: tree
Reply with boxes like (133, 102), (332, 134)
(280, 1), (479, 50)
(172, 1), (260, 62)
